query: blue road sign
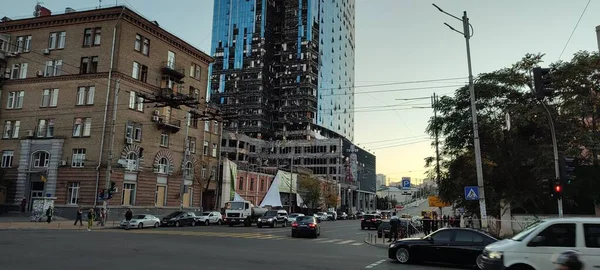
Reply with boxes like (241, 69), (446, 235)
(464, 186), (480, 200)
(401, 177), (411, 190)
(458, 207), (465, 214)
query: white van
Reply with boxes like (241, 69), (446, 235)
(480, 218), (600, 270)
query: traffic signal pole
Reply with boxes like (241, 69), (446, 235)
(541, 102), (563, 217)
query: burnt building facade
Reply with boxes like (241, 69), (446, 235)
(209, 0), (355, 141)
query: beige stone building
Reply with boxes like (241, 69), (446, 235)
(0, 5), (221, 214)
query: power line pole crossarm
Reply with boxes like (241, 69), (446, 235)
(433, 4), (488, 229)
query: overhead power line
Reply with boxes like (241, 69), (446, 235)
(558, 0), (592, 60)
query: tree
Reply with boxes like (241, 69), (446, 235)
(298, 174), (321, 209)
(425, 51), (600, 216)
(192, 158), (212, 209)
(322, 180), (338, 209)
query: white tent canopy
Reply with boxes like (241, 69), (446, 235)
(233, 192), (246, 202)
(260, 173), (283, 207)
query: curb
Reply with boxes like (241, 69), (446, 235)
(364, 237), (389, 249)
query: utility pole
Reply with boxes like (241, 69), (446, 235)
(289, 156), (293, 213)
(541, 102), (563, 217)
(432, 93), (441, 184)
(104, 79), (120, 210)
(180, 111), (190, 210)
(433, 4), (487, 229)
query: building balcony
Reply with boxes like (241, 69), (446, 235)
(155, 117), (181, 133)
(161, 61), (185, 80)
(160, 87), (190, 100)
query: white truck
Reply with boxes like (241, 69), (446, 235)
(223, 201), (268, 227)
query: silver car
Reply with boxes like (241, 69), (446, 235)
(120, 214), (161, 229)
(287, 213), (305, 224)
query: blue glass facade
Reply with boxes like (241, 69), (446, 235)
(317, 0), (355, 141)
(209, 0), (354, 141)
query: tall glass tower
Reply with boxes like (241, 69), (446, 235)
(209, 0), (355, 141)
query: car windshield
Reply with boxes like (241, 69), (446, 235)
(165, 211), (183, 218)
(264, 211), (277, 217)
(133, 215), (145, 219)
(228, 202), (245, 210)
(511, 220), (544, 241)
(364, 215), (375, 219)
(379, 221), (391, 229)
(297, 216), (315, 223)
(200, 212), (210, 216)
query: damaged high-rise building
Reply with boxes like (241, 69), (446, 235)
(209, 0), (355, 141)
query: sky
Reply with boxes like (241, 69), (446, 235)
(4, 0), (599, 185)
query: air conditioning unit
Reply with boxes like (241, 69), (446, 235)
(36, 71), (43, 77)
(153, 110), (160, 115)
(151, 115), (159, 122)
(25, 130), (34, 137)
(42, 48), (50, 55)
(3, 72), (9, 79)
(126, 138), (133, 144)
(185, 150), (191, 156)
(60, 160), (67, 166)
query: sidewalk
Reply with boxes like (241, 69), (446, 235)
(0, 215), (120, 230)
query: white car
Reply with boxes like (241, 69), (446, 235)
(287, 213), (305, 223)
(120, 214), (161, 229)
(196, 211), (223, 226)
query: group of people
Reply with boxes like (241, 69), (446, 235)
(44, 206), (109, 231)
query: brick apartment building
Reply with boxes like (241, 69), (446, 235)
(0, 5), (222, 214)
(234, 169), (275, 206)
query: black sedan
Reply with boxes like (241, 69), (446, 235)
(160, 211), (198, 227)
(388, 228), (497, 268)
(291, 216), (321, 238)
(361, 214), (382, 230)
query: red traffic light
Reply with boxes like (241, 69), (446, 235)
(554, 185), (562, 192)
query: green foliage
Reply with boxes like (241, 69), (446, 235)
(425, 51), (600, 216)
(298, 174), (321, 209)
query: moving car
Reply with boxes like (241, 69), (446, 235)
(480, 217), (600, 270)
(361, 214), (382, 230)
(388, 228), (497, 267)
(120, 214), (160, 229)
(196, 211), (223, 226)
(377, 220), (392, 238)
(160, 211), (198, 227)
(337, 212), (348, 220)
(257, 210), (288, 228)
(287, 213), (305, 224)
(291, 216), (321, 238)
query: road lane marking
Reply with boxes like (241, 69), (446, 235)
(365, 259), (386, 269)
(351, 243), (363, 246)
(319, 239), (341, 243)
(336, 240), (354, 244)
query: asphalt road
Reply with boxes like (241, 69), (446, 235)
(397, 199), (454, 217)
(0, 219), (464, 270)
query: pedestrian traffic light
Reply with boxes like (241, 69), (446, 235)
(560, 157), (576, 184)
(98, 189), (105, 200)
(532, 67), (554, 99)
(553, 180), (563, 199)
(107, 181), (116, 199)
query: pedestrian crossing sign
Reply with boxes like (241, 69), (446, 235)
(464, 186), (479, 201)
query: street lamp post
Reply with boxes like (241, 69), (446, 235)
(433, 4), (488, 229)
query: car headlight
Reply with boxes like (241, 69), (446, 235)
(389, 243), (396, 248)
(268, 218), (273, 221)
(488, 251), (503, 259)
(258, 218), (262, 222)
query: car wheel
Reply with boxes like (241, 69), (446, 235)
(205, 220), (210, 226)
(282, 221), (286, 228)
(312, 231), (318, 238)
(395, 247), (410, 264)
(175, 221), (180, 227)
(138, 223), (143, 229)
(291, 232), (297, 238)
(270, 221), (276, 228)
(217, 219), (222, 225)
(258, 224), (263, 228)
(377, 233), (382, 238)
(191, 221), (196, 227)
(317, 229), (320, 236)
(154, 222), (159, 228)
(361, 227), (365, 230)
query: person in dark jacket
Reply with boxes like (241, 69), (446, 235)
(388, 212), (399, 242)
(74, 207), (83, 226)
(124, 208), (133, 230)
(45, 206), (54, 223)
(87, 208), (95, 231)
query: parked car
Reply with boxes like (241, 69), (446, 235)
(196, 211), (223, 226)
(160, 211), (198, 227)
(326, 211), (337, 221)
(120, 214), (160, 229)
(377, 220), (392, 238)
(356, 212), (365, 219)
(347, 213), (356, 220)
(257, 210), (288, 228)
(480, 217), (600, 270)
(291, 216), (321, 238)
(388, 228), (497, 267)
(337, 212), (348, 220)
(315, 212), (327, 221)
(361, 214), (382, 230)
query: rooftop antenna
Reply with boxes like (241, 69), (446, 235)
(33, 1), (43, 17)
(98, 0), (102, 9)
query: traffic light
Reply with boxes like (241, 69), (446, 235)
(532, 67), (554, 99)
(541, 178), (551, 196)
(553, 180), (563, 199)
(560, 157), (576, 184)
(98, 189), (105, 200)
(107, 181), (116, 199)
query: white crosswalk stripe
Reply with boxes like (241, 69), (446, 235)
(336, 240), (354, 244)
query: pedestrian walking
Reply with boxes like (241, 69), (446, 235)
(20, 198), (26, 212)
(124, 208), (133, 230)
(45, 206), (53, 223)
(86, 208), (95, 231)
(97, 208), (105, 226)
(74, 208), (83, 226)
(388, 212), (399, 242)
